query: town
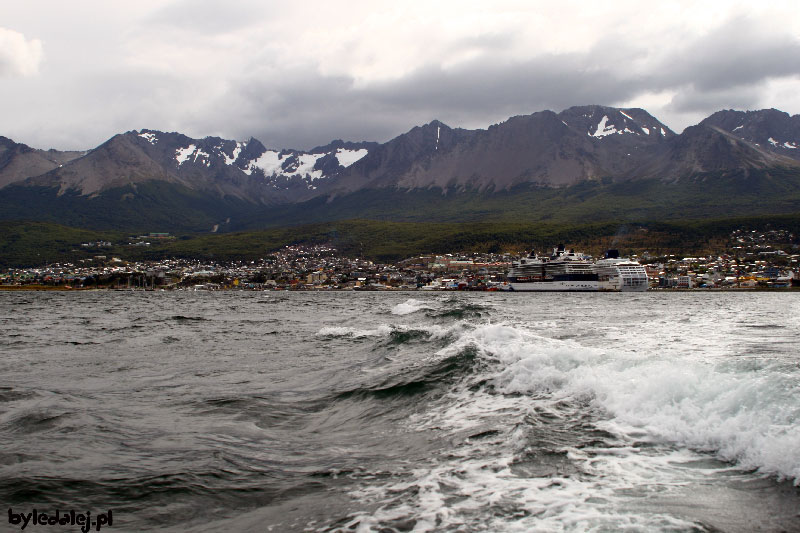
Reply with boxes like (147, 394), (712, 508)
(1, 228), (798, 291)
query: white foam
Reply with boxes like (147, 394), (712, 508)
(353, 379), (710, 531)
(345, 317), (800, 530)
(316, 325), (391, 338)
(316, 322), (460, 341)
(455, 322), (800, 483)
(391, 298), (433, 315)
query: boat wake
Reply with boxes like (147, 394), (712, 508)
(329, 298), (800, 531)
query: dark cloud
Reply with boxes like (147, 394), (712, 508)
(208, 47), (655, 149)
(656, 17), (800, 92)
(648, 17), (800, 114)
(7, 6), (799, 152)
(666, 85), (764, 114)
(208, 15), (800, 150)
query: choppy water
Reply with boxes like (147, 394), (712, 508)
(1, 291), (799, 532)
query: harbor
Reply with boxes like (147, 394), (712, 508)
(2, 228), (798, 291)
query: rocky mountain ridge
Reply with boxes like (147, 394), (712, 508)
(0, 137), (85, 189)
(3, 106), (799, 204)
(15, 130), (377, 204)
(1, 106), (800, 232)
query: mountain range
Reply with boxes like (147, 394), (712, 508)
(2, 105), (800, 232)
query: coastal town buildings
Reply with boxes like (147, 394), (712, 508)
(1, 229), (798, 291)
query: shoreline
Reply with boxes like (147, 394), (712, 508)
(1, 285), (798, 292)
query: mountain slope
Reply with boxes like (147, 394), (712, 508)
(11, 130), (376, 204)
(3, 106), (800, 232)
(323, 105), (677, 194)
(699, 109), (800, 159)
(0, 137), (84, 188)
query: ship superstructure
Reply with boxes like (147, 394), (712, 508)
(507, 246), (649, 292)
(507, 245), (599, 291)
(594, 250), (649, 291)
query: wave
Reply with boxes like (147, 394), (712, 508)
(3, 409), (75, 435)
(390, 297), (490, 320)
(316, 323), (463, 344)
(334, 346), (480, 401)
(390, 298), (433, 316)
(341, 320), (800, 531)
(0, 388), (37, 403)
(453, 323), (800, 484)
(427, 303), (488, 320)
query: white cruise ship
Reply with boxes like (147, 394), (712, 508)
(507, 246), (648, 292)
(594, 250), (649, 291)
(507, 245), (599, 291)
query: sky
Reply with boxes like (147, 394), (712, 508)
(2, 1), (800, 151)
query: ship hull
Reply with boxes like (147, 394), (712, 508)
(598, 280), (649, 292)
(509, 280), (599, 291)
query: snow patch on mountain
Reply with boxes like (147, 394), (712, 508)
(175, 145), (212, 167)
(176, 145), (196, 165)
(770, 138), (798, 149)
(220, 142), (244, 165)
(590, 114), (647, 138)
(293, 153), (325, 180)
(591, 116), (618, 137)
(249, 150), (282, 175)
(247, 151), (326, 181)
(138, 132), (158, 145)
(335, 148), (368, 167)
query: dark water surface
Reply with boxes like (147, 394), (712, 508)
(1, 291), (799, 532)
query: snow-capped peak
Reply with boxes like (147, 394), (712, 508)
(138, 131), (158, 145)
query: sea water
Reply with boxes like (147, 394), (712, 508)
(1, 291), (798, 532)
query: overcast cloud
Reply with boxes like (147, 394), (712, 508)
(2, 1), (799, 150)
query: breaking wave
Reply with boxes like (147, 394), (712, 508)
(450, 322), (800, 483)
(390, 298), (434, 316)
